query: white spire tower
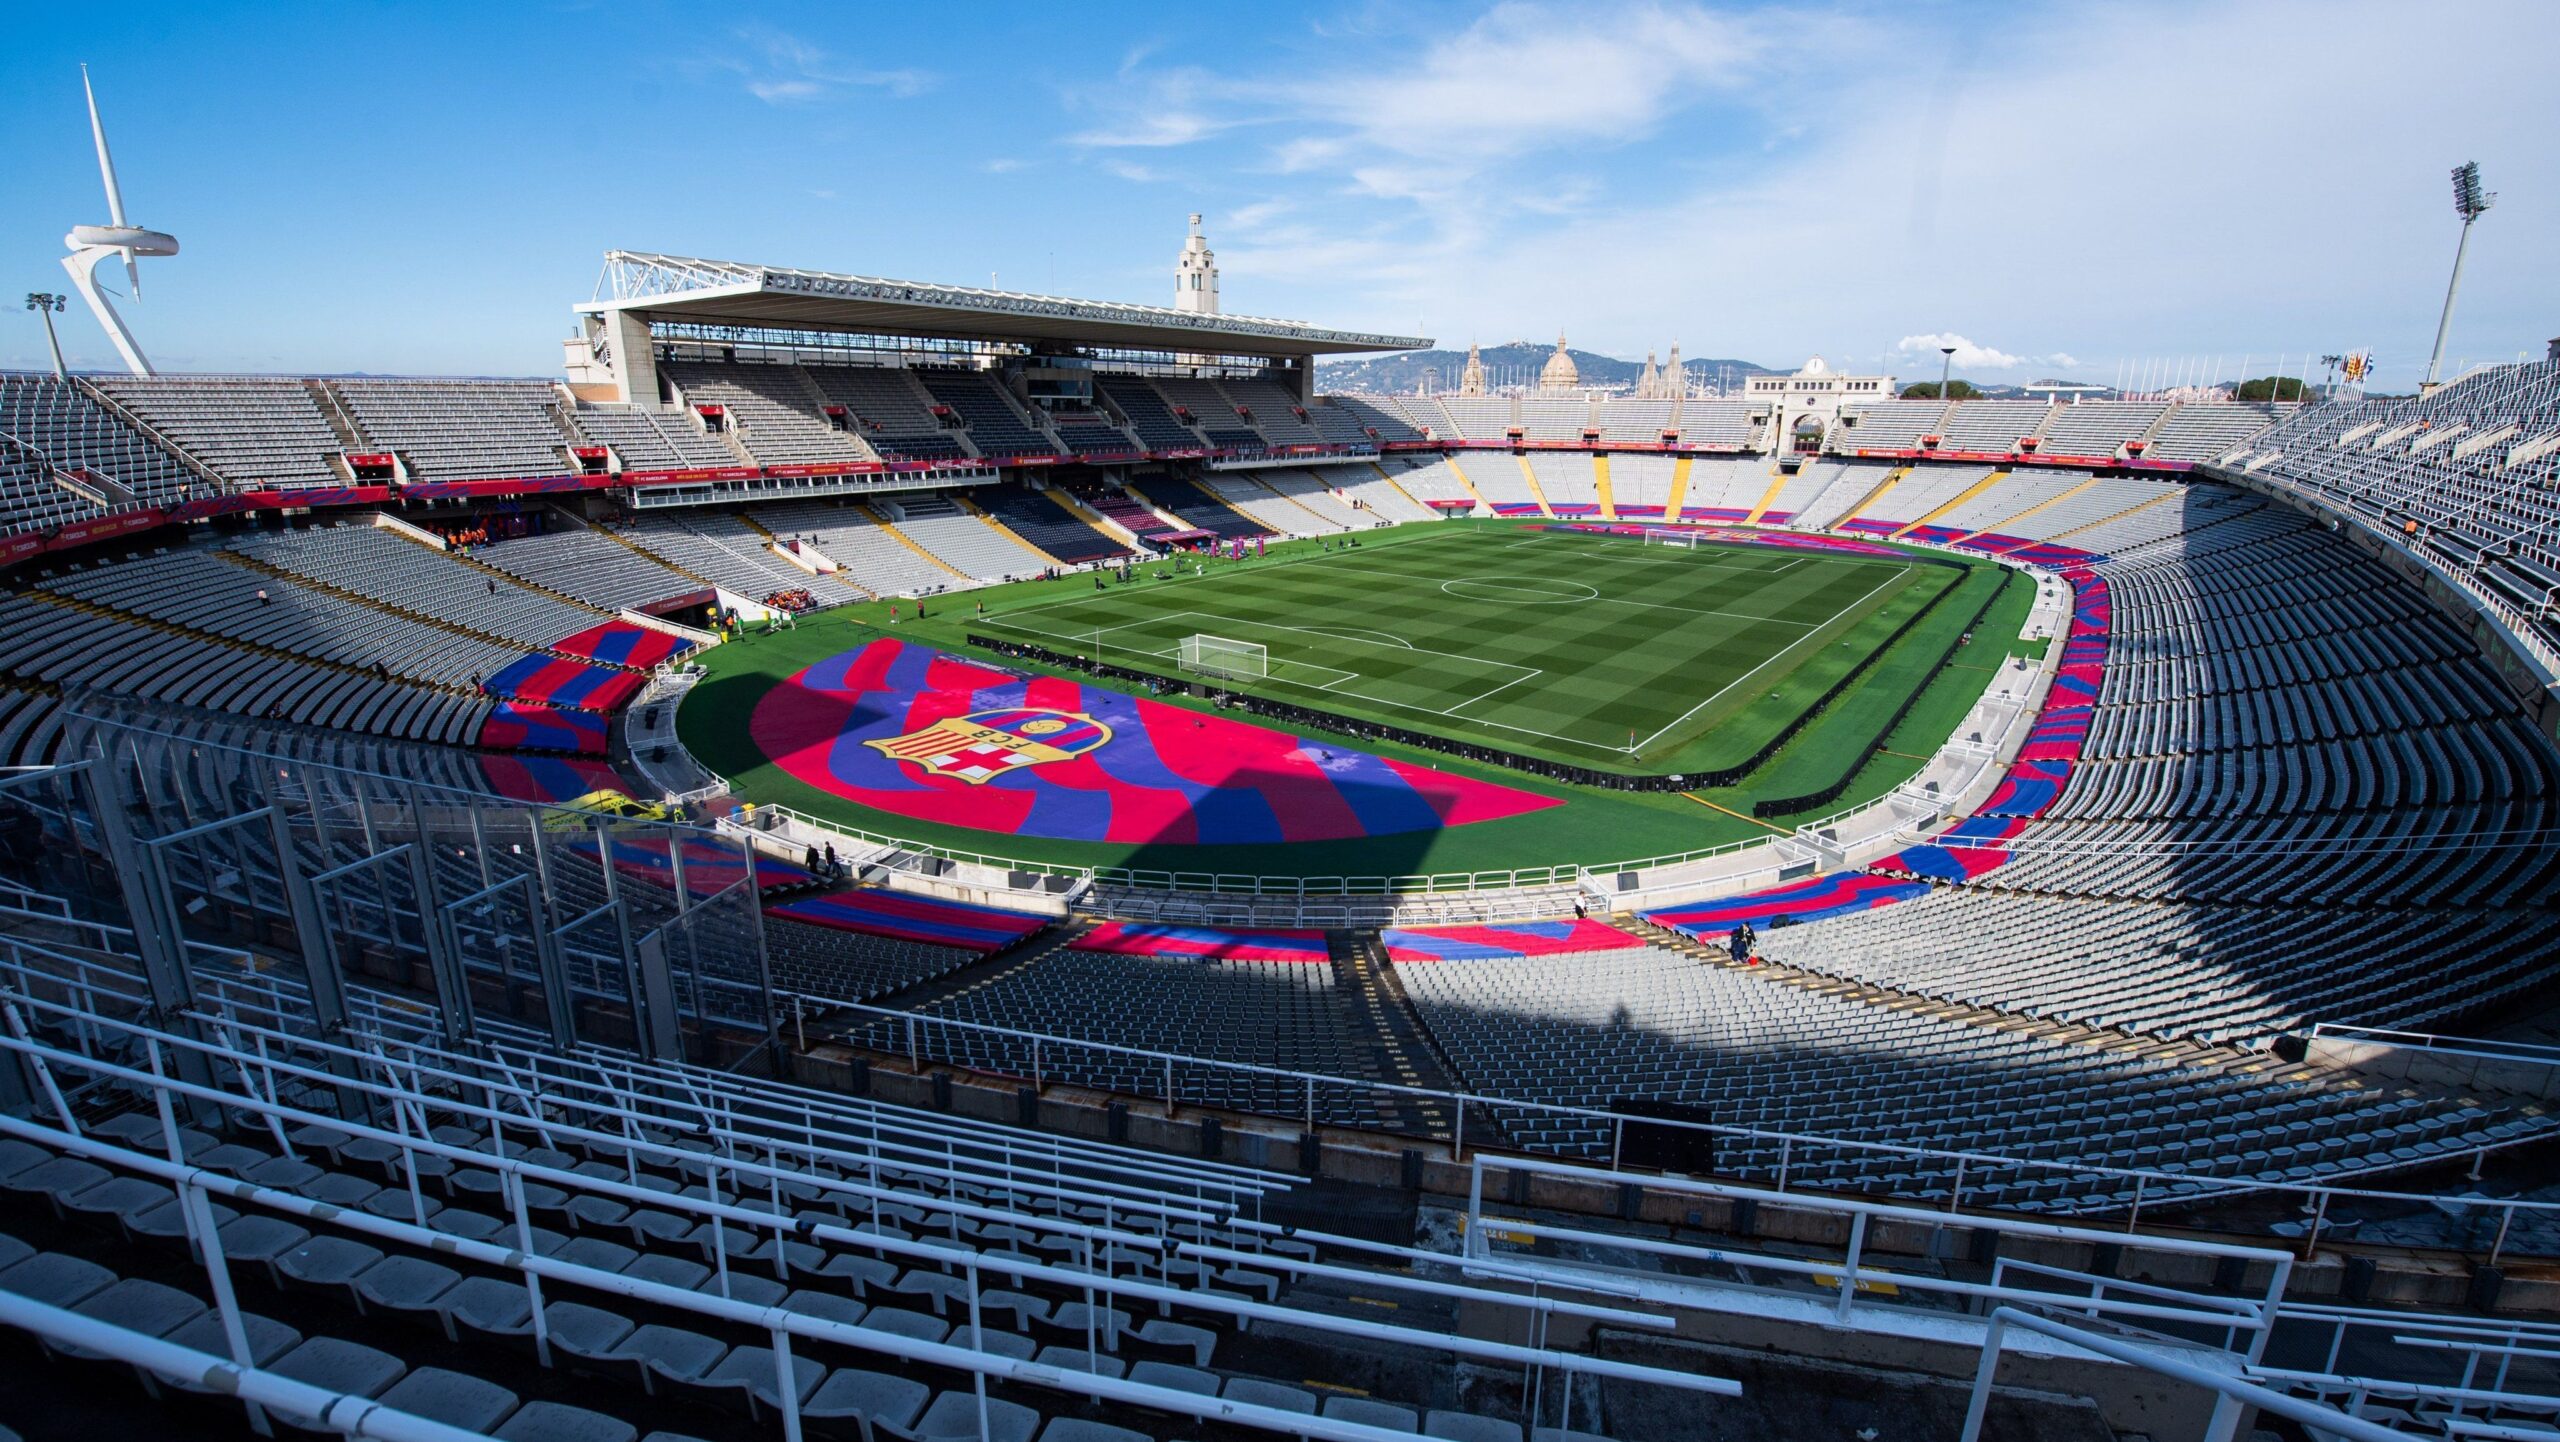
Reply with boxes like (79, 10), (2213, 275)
(1174, 213), (1219, 316)
(62, 65), (179, 376)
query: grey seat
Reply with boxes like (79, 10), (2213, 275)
(1128, 1361), (1218, 1396)
(216, 1214), (311, 1267)
(892, 1270), (972, 1317)
(1133, 1318), (1216, 1367)
(621, 1253), (712, 1291)
(779, 1288), (869, 1327)
(0, 1251), (115, 1307)
(65, 1175), (172, 1230)
(705, 1345), (826, 1420)
(61, 1278), (205, 1359)
(128, 1195), (237, 1242)
(269, 1337), (407, 1414)
(495, 1401), (639, 1442)
(615, 1324), (728, 1393)
(815, 1252), (900, 1297)
(1323, 1395), (1420, 1432)
(544, 1301), (637, 1358)
(554, 1236), (639, 1274)
(1038, 1421), (1151, 1442)
(1530, 1429), (1618, 1442)
(438, 1276), (535, 1340)
(1033, 1346), (1125, 1379)
(1222, 1377), (1318, 1414)
(354, 1255), (460, 1317)
(10, 1157), (111, 1214)
(377, 1368), (519, 1432)
(1426, 1411), (1526, 1442)
(805, 1367), (930, 1436)
(160, 1309), (300, 1383)
(0, 1232), (30, 1273)
(911, 1391), (1040, 1442)
(863, 1306), (951, 1343)
(275, 1236), (383, 1293)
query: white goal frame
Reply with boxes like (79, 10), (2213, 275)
(1646, 529), (1701, 549)
(1179, 633), (1269, 682)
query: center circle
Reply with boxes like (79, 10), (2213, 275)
(1440, 576), (1600, 604)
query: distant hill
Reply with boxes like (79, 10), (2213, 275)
(1317, 342), (1778, 395)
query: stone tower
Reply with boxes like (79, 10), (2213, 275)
(1459, 341), (1487, 396)
(1175, 213), (1219, 316)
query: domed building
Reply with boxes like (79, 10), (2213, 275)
(1537, 332), (1580, 393)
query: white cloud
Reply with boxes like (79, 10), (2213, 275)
(981, 158), (1026, 174)
(721, 26), (934, 106)
(1896, 334), (2026, 371)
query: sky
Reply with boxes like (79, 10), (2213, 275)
(2, 0), (2553, 392)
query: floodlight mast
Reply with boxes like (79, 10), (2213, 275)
(2422, 161), (2496, 390)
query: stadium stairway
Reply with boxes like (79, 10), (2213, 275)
(1591, 456), (1616, 521)
(1892, 467), (2011, 539)
(1437, 455), (1492, 514)
(1511, 457), (1555, 518)
(1663, 457), (1694, 522)
(1328, 933), (1456, 1138)
(1741, 461), (1790, 524)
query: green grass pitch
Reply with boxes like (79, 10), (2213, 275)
(680, 519), (2030, 877)
(968, 525), (1956, 775)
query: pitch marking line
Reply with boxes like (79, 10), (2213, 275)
(1628, 564), (1915, 755)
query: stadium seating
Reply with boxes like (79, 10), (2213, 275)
(882, 495), (1051, 581)
(660, 359), (873, 468)
(92, 375), (346, 488)
(801, 364), (975, 463)
(753, 497), (959, 596)
(1216, 378), (1324, 444)
(915, 371), (1057, 460)
(2144, 401), (2280, 461)
(2035, 400), (2169, 459)
(1383, 457), (1479, 511)
(1319, 464), (1435, 524)
(1395, 942), (2539, 1210)
(0, 440), (108, 531)
(569, 404), (738, 470)
(1149, 378), (1265, 451)
(1674, 398), (1756, 448)
(1197, 475), (1335, 536)
(1257, 470), (1365, 529)
(1094, 376), (1207, 451)
(626, 513), (860, 604)
(1139, 477), (1270, 540)
(330, 379), (571, 481)
(1828, 398), (1949, 452)
(237, 524), (606, 647)
(0, 375), (199, 506)
(473, 525), (699, 612)
(972, 486), (1130, 564)
(1934, 401), (2053, 453)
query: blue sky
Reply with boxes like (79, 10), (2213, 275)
(3, 0), (2553, 390)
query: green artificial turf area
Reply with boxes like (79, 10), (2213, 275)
(677, 518), (2034, 878)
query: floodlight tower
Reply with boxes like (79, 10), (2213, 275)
(2422, 161), (2495, 391)
(1938, 345), (1956, 399)
(25, 294), (68, 379)
(61, 65), (179, 376)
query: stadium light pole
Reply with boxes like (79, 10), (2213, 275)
(2423, 161), (2496, 390)
(24, 293), (68, 379)
(1938, 345), (1956, 400)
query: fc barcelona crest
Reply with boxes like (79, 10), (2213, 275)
(865, 708), (1113, 784)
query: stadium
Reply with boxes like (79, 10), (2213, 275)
(1, 13), (2558, 1442)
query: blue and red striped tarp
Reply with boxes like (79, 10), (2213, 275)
(1072, 921), (1331, 963)
(483, 653), (647, 713)
(1644, 871), (1930, 939)
(552, 621), (693, 669)
(748, 638), (1555, 846)
(476, 753), (626, 802)
(1381, 917), (1645, 962)
(765, 888), (1049, 954)
(479, 701), (610, 755)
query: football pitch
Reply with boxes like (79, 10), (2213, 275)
(966, 525), (1961, 774)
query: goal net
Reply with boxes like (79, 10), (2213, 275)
(1646, 529), (1699, 549)
(1179, 634), (1268, 683)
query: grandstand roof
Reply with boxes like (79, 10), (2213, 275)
(581, 251), (1427, 357)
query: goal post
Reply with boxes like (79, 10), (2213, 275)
(1179, 634), (1268, 683)
(1646, 528), (1698, 549)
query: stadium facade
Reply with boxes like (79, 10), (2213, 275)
(0, 234), (2557, 1441)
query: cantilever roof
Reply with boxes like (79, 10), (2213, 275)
(580, 251), (1427, 357)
